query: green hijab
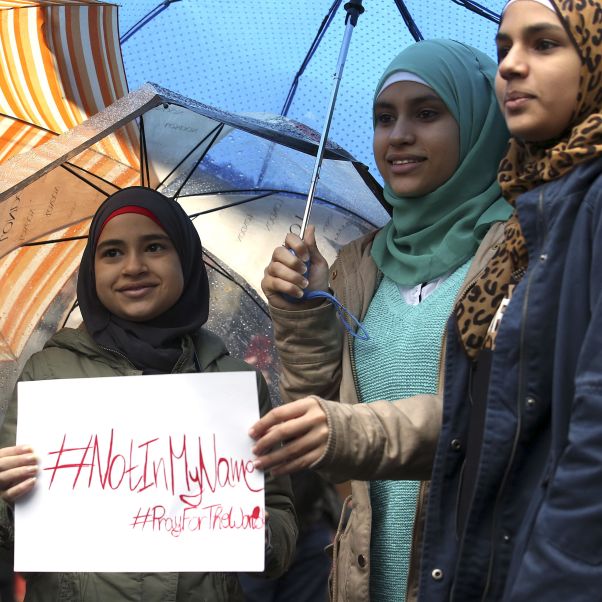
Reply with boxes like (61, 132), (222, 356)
(370, 39), (512, 285)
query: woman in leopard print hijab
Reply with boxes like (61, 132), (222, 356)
(456, 0), (602, 357)
(418, 1), (602, 599)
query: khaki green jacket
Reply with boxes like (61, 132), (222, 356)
(0, 327), (297, 602)
(269, 222), (506, 602)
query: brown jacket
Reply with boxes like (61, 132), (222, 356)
(269, 222), (506, 602)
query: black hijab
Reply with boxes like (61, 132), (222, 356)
(77, 186), (210, 374)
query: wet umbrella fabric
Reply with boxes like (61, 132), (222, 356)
(0, 82), (388, 405)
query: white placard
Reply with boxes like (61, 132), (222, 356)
(15, 372), (264, 572)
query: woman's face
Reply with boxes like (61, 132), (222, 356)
(373, 80), (460, 197)
(495, 1), (581, 142)
(94, 213), (184, 322)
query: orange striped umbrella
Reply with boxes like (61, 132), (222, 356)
(0, 0), (139, 402)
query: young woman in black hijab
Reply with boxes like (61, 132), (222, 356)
(0, 186), (297, 601)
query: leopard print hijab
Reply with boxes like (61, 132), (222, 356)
(456, 0), (602, 359)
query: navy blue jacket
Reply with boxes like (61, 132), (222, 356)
(419, 157), (602, 601)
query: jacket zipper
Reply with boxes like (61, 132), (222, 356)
(97, 345), (138, 371)
(481, 191), (547, 601)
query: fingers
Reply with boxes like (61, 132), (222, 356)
(253, 427), (328, 476)
(0, 446), (38, 504)
(249, 397), (329, 476)
(250, 398), (317, 442)
(261, 241), (310, 307)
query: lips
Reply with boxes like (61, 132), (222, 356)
(386, 154), (426, 175)
(117, 283), (157, 298)
(504, 90), (536, 110)
(387, 155), (425, 165)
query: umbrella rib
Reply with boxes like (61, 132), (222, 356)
(393, 0), (423, 41)
(60, 163), (116, 196)
(172, 123), (225, 200)
(120, 1), (183, 45)
(181, 188), (382, 228)
(281, 0), (343, 116)
(158, 122), (225, 191)
(203, 256), (270, 319)
(22, 235), (88, 248)
(450, 0), (500, 23)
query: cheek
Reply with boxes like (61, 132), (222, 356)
(494, 73), (505, 109)
(558, 69), (581, 122)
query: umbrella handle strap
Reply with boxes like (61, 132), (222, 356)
(304, 289), (369, 341)
(280, 251), (369, 340)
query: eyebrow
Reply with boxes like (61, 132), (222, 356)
(96, 233), (171, 251)
(496, 22), (566, 43)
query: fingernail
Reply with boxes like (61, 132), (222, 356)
(296, 289), (304, 298)
(301, 279), (308, 288)
(248, 428), (256, 438)
(253, 460), (263, 469)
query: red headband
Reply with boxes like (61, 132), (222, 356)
(97, 205), (164, 242)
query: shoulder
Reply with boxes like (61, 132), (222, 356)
(20, 328), (128, 382)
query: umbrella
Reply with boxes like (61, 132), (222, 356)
(0, 0), (139, 409)
(118, 0), (508, 181)
(0, 82), (389, 405)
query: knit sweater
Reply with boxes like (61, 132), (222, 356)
(354, 261), (470, 600)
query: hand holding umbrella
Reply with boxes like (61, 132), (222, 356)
(262, 226), (329, 310)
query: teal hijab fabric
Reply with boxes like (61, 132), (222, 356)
(370, 39), (512, 285)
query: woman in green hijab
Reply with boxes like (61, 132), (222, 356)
(251, 40), (511, 602)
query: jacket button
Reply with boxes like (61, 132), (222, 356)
(450, 439), (462, 451)
(502, 533), (511, 543)
(431, 568), (444, 581)
(357, 554), (367, 568)
(539, 253), (548, 262)
(526, 396), (536, 407)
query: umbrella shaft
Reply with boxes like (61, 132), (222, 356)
(300, 14), (358, 240)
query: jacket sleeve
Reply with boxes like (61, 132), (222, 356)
(312, 392), (441, 483)
(506, 190), (602, 600)
(269, 302), (344, 403)
(257, 372), (299, 578)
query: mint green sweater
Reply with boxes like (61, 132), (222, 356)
(354, 261), (469, 601)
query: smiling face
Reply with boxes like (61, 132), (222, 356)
(373, 80), (460, 198)
(94, 213), (184, 322)
(495, 1), (581, 142)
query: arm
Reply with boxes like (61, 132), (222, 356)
(262, 225), (344, 404)
(251, 391), (441, 483)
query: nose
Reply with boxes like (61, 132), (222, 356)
(389, 117), (415, 146)
(122, 251), (147, 275)
(498, 45), (528, 81)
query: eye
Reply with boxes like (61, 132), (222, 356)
(416, 108), (438, 121)
(147, 242), (165, 253)
(375, 113), (395, 125)
(100, 247), (122, 259)
(534, 38), (559, 52)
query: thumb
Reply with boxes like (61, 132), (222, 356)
(304, 225), (324, 263)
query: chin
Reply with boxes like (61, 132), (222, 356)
(507, 117), (563, 144)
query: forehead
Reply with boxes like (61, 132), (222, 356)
(375, 80), (443, 107)
(97, 212), (168, 242)
(499, 1), (562, 32)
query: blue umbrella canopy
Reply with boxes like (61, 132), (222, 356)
(119, 0), (507, 181)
